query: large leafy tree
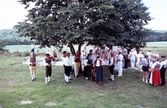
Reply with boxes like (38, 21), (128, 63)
(15, 0), (151, 54)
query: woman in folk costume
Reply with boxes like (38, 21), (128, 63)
(43, 53), (55, 85)
(129, 49), (137, 69)
(83, 54), (93, 80)
(95, 55), (103, 85)
(152, 58), (161, 86)
(116, 51), (123, 76)
(148, 56), (156, 84)
(28, 52), (37, 81)
(109, 52), (115, 81)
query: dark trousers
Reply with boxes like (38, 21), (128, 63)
(160, 67), (166, 85)
(65, 66), (71, 77)
(109, 65), (115, 75)
(45, 66), (52, 77)
(124, 58), (128, 68)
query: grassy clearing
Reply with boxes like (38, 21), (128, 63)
(146, 41), (167, 47)
(5, 42), (167, 53)
(0, 56), (167, 108)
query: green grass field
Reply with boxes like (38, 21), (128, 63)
(0, 56), (167, 108)
(5, 41), (167, 53)
(146, 41), (167, 47)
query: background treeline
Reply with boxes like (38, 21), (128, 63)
(0, 29), (166, 45)
(0, 29), (32, 45)
(147, 30), (167, 42)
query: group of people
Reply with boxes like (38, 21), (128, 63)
(27, 43), (166, 86)
(141, 50), (167, 86)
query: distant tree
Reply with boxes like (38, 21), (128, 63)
(15, 0), (151, 54)
(0, 40), (8, 54)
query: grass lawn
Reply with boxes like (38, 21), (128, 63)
(0, 56), (167, 108)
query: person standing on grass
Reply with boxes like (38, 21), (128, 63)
(83, 54), (93, 80)
(95, 55), (103, 85)
(108, 53), (115, 81)
(28, 52), (37, 82)
(141, 55), (149, 83)
(146, 50), (152, 60)
(152, 57), (161, 86)
(43, 53), (55, 85)
(30, 43), (35, 53)
(117, 52), (123, 76)
(74, 51), (81, 78)
(160, 56), (167, 86)
(129, 49), (137, 69)
(62, 51), (73, 83)
(122, 47), (128, 69)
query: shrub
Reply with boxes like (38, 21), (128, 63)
(12, 51), (22, 57)
(22, 51), (30, 57)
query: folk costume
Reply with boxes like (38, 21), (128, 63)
(74, 51), (81, 78)
(122, 48), (128, 69)
(109, 54), (115, 81)
(141, 55), (149, 83)
(160, 56), (167, 86)
(83, 54), (92, 80)
(129, 49), (137, 69)
(28, 52), (37, 81)
(95, 55), (103, 85)
(62, 52), (73, 83)
(117, 52), (123, 76)
(43, 53), (55, 85)
(152, 58), (161, 86)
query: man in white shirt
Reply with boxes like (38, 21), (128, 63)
(62, 51), (72, 83)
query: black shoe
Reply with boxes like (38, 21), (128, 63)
(31, 79), (35, 82)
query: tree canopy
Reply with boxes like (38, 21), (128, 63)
(15, 0), (151, 54)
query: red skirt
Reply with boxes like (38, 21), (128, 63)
(152, 70), (161, 86)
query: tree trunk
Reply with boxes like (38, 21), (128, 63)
(68, 43), (75, 55)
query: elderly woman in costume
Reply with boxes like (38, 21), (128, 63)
(151, 58), (161, 86)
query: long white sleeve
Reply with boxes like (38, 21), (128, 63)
(43, 58), (49, 66)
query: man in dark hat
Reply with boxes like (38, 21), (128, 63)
(160, 56), (167, 86)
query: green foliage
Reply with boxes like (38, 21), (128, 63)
(147, 31), (167, 42)
(0, 29), (32, 45)
(0, 40), (8, 54)
(15, 0), (152, 53)
(21, 51), (30, 57)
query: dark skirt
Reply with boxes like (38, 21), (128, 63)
(83, 66), (92, 77)
(96, 66), (103, 81)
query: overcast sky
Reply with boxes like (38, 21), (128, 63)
(0, 0), (167, 30)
